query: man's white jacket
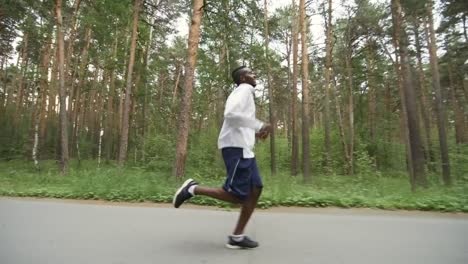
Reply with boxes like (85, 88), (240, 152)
(218, 83), (264, 158)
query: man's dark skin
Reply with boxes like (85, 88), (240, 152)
(194, 67), (271, 235)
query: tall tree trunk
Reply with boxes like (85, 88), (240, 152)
(32, 48), (46, 166)
(1, 58), (9, 114)
(323, 0), (333, 173)
(463, 14), (467, 43)
(383, 32), (414, 183)
(282, 27), (295, 148)
(413, 19), (434, 170)
(105, 35), (119, 161)
(87, 68), (99, 148)
(300, 0), (311, 181)
(48, 42), (59, 156)
(447, 62), (467, 144)
(130, 65), (141, 161)
(215, 0), (231, 128)
(33, 35), (52, 166)
(70, 27), (91, 157)
(0, 57), (5, 111)
(173, 0), (204, 178)
(290, 0), (299, 176)
(118, 34), (131, 152)
(65, 0), (82, 118)
(118, 0), (141, 166)
(32, 106), (40, 167)
(464, 77), (468, 107)
(56, 0), (69, 174)
(95, 69), (106, 160)
(15, 32), (28, 124)
(172, 64), (182, 108)
(334, 75), (350, 174)
(426, 1), (451, 186)
(140, 14), (154, 163)
(392, 0), (427, 189)
(345, 21), (354, 175)
(285, 20), (292, 148)
(40, 40), (54, 152)
(97, 113), (104, 166)
(366, 39), (377, 146)
(264, 0), (276, 176)
(219, 39), (230, 126)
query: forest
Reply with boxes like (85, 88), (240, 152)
(0, 0), (467, 211)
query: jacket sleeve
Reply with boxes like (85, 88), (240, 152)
(224, 87), (264, 131)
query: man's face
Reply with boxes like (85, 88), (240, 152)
(240, 68), (257, 87)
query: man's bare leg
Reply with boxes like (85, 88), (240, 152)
(194, 186), (241, 204)
(233, 186), (262, 235)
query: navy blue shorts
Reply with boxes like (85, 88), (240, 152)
(221, 147), (263, 201)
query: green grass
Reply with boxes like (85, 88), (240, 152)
(0, 160), (467, 212)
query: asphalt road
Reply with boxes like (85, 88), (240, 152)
(1, 197), (467, 264)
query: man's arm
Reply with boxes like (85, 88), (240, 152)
(224, 87), (263, 131)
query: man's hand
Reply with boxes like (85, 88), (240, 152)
(256, 123), (272, 140)
(255, 131), (268, 140)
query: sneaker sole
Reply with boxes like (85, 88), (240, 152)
(173, 178), (194, 208)
(225, 244), (242, 249)
(225, 244), (256, 249)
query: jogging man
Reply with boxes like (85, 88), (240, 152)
(173, 66), (271, 249)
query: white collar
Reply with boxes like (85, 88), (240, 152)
(238, 83), (255, 93)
